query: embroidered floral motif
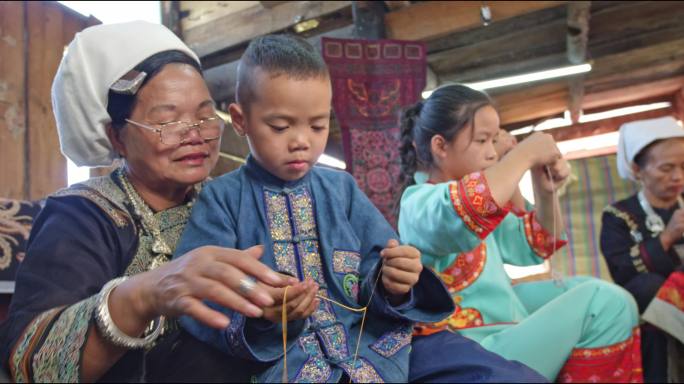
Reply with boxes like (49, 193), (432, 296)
(333, 250), (361, 274)
(289, 189), (317, 238)
(31, 296), (98, 382)
(340, 358), (384, 383)
(439, 243), (487, 293)
(319, 324), (350, 362)
(413, 295), (484, 337)
(264, 192), (293, 241)
(370, 325), (412, 357)
(274, 243), (299, 278)
(299, 240), (325, 285)
(558, 327), (643, 383)
(343, 274), (360, 300)
(522, 211), (567, 259)
(449, 172), (508, 239)
(294, 334), (332, 383)
(312, 290), (337, 326)
(10, 307), (62, 382)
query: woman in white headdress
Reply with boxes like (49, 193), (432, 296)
(0, 21), (294, 382)
(600, 115), (684, 382)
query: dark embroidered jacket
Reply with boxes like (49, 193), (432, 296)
(600, 193), (684, 312)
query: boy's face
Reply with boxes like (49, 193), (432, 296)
(230, 68), (332, 181)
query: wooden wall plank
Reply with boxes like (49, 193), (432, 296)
(385, 1), (565, 42)
(0, 2), (26, 199)
(27, 1), (66, 199)
(183, 1), (351, 58)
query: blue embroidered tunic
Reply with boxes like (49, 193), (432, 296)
(174, 157), (453, 383)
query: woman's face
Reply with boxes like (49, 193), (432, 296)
(438, 105), (501, 180)
(634, 138), (684, 202)
(112, 63), (220, 189)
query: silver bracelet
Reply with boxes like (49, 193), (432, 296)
(94, 276), (164, 349)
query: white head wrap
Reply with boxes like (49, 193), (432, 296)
(52, 21), (200, 167)
(616, 116), (684, 181)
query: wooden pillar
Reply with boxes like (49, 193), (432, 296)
(160, 1), (183, 39)
(352, 1), (386, 39)
(674, 87), (684, 122)
(0, 1), (27, 199)
(566, 1), (591, 125)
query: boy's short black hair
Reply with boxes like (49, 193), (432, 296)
(236, 34), (329, 108)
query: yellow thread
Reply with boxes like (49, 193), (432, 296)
(280, 260), (385, 384)
(282, 285), (290, 383)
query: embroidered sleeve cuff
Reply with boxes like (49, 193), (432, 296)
(10, 296), (98, 383)
(523, 211), (567, 259)
(449, 172), (510, 239)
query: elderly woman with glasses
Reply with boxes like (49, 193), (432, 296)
(0, 22), (293, 382)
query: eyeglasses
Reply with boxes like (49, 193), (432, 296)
(125, 115), (225, 145)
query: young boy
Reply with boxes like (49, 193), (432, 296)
(173, 35), (454, 383)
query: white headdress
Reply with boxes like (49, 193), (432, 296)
(52, 21), (200, 167)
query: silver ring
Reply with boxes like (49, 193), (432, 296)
(238, 276), (257, 295)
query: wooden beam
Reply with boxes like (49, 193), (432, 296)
(352, 1), (386, 39)
(385, 1), (565, 42)
(549, 107), (675, 142)
(204, 24), (355, 103)
(384, 1), (411, 12)
(183, 1), (351, 58)
(493, 82), (569, 126)
(583, 76), (684, 111)
(160, 1), (183, 38)
(260, 1), (290, 9)
(566, 1), (590, 124)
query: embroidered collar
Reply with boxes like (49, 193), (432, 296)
(244, 155), (311, 192)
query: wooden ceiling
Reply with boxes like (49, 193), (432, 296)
(161, 1), (684, 174)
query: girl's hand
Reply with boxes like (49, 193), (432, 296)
(516, 132), (562, 168)
(261, 278), (320, 323)
(380, 239), (423, 302)
(532, 157), (570, 195)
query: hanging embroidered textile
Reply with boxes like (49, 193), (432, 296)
(322, 37), (426, 226)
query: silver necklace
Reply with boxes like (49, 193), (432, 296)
(117, 168), (197, 269)
(637, 189), (684, 235)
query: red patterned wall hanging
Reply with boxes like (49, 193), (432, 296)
(322, 38), (426, 226)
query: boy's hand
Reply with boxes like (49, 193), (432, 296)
(261, 278), (319, 323)
(380, 239), (423, 302)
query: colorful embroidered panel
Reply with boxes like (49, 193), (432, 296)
(370, 325), (412, 358)
(557, 327), (643, 383)
(340, 357), (385, 383)
(522, 211), (567, 259)
(31, 296), (97, 382)
(333, 250), (361, 274)
(413, 297), (484, 337)
(440, 243), (487, 293)
(449, 172), (508, 239)
(263, 187), (356, 374)
(10, 307), (62, 382)
(294, 334), (333, 383)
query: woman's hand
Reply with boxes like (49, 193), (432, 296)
(381, 239), (423, 303)
(661, 209), (684, 250)
(126, 245), (296, 330)
(261, 278), (320, 323)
